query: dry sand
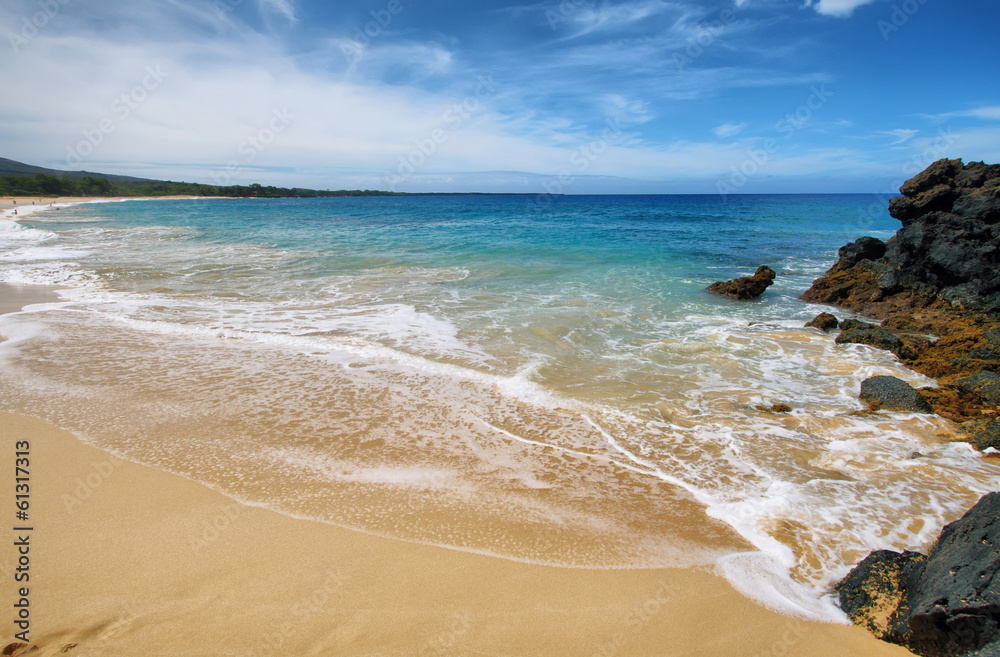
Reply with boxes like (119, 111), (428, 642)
(0, 412), (914, 657)
(0, 287), (913, 656)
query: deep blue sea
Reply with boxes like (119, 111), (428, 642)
(2, 195), (998, 621)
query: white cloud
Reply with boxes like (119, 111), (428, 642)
(563, 0), (675, 37)
(883, 128), (918, 145)
(917, 106), (1000, 123)
(351, 41), (455, 80)
(1, 0), (986, 194)
(599, 94), (655, 126)
(712, 122), (747, 138)
(953, 106), (1000, 121)
(809, 0), (878, 17)
(259, 0), (297, 24)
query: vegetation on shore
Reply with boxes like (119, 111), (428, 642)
(0, 172), (400, 199)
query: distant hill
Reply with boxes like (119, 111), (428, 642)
(0, 157), (398, 198)
(0, 157), (547, 198)
(0, 157), (153, 183)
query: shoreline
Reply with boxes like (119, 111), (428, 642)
(0, 410), (910, 656)
(0, 195), (216, 212)
(0, 276), (912, 656)
(0, 193), (984, 654)
(0, 283), (63, 316)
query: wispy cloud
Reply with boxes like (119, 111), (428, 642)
(0, 0), (995, 193)
(560, 0), (676, 37)
(802, 0), (879, 17)
(883, 128), (918, 145)
(712, 122), (747, 138)
(949, 106), (1000, 121)
(259, 0), (297, 25)
(348, 41), (455, 81)
(917, 106), (1000, 123)
(599, 94), (655, 125)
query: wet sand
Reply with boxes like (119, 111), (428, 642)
(0, 284), (61, 316)
(0, 196), (207, 212)
(0, 411), (914, 656)
(0, 265), (914, 656)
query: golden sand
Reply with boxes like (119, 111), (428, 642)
(0, 278), (920, 656)
(0, 409), (913, 656)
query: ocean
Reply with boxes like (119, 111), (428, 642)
(1, 194), (998, 621)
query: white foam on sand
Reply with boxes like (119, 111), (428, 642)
(3, 198), (999, 624)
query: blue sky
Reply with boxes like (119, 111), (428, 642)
(1, 0), (998, 193)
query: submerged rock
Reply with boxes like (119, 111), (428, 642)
(840, 492), (1000, 656)
(961, 419), (1000, 451)
(859, 376), (932, 413)
(756, 403), (792, 413)
(706, 265), (776, 300)
(837, 326), (912, 359)
(805, 312), (839, 331)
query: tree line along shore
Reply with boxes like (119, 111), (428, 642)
(0, 173), (400, 199)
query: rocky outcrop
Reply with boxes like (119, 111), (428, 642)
(836, 236), (888, 271)
(838, 492), (1000, 657)
(836, 322), (913, 359)
(839, 549), (926, 638)
(707, 265), (776, 300)
(859, 376), (933, 413)
(959, 419), (1000, 451)
(803, 159), (1000, 449)
(956, 372), (1000, 406)
(805, 312), (839, 331)
(806, 159), (1000, 314)
(887, 159), (1000, 302)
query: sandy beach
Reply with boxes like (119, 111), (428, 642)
(0, 410), (912, 657)
(0, 196), (210, 213)
(0, 285), (916, 655)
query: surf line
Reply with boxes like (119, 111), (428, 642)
(476, 415), (660, 478)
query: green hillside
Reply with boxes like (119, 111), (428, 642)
(0, 158), (397, 198)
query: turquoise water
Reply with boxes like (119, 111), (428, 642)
(2, 195), (998, 621)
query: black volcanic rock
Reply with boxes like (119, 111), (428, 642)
(805, 159), (1000, 312)
(838, 549), (926, 638)
(707, 265), (776, 300)
(885, 159), (1000, 302)
(840, 319), (878, 331)
(968, 645), (1000, 657)
(859, 376), (932, 413)
(839, 492), (1000, 656)
(835, 236), (887, 271)
(837, 326), (912, 359)
(805, 312), (839, 331)
(960, 418), (1000, 451)
(956, 372), (1000, 406)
